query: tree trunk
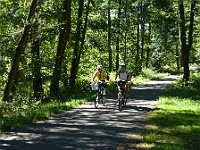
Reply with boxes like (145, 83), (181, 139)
(50, 0), (71, 95)
(70, 0), (84, 86)
(2, 0), (38, 102)
(140, 22), (144, 73)
(135, 24), (140, 75)
(31, 24), (44, 101)
(176, 44), (180, 71)
(146, 23), (151, 68)
(139, 1), (145, 73)
(32, 38), (44, 101)
(124, 32), (127, 62)
(178, 0), (196, 86)
(115, 0), (122, 71)
(31, 0), (44, 101)
(108, 0), (112, 72)
(71, 0), (90, 82)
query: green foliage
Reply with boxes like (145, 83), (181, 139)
(159, 64), (182, 74)
(189, 72), (200, 88)
(0, 98), (89, 133)
(141, 68), (169, 80)
(171, 69), (200, 89)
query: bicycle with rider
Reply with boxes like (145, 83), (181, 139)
(91, 65), (108, 96)
(114, 62), (132, 97)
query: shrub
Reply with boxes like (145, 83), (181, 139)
(190, 72), (200, 88)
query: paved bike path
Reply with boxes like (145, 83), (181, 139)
(0, 75), (180, 150)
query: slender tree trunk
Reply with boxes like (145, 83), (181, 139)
(79, 0), (90, 55)
(80, 0), (90, 48)
(11, 65), (20, 94)
(115, 0), (122, 71)
(140, 22), (144, 73)
(176, 44), (180, 71)
(124, 0), (127, 62)
(139, 1), (145, 73)
(124, 32), (127, 62)
(50, 0), (71, 95)
(31, 24), (44, 101)
(108, 0), (112, 72)
(31, 0), (44, 101)
(135, 24), (140, 75)
(32, 38), (44, 101)
(70, 0), (84, 86)
(2, 0), (38, 102)
(146, 23), (151, 68)
(178, 0), (196, 86)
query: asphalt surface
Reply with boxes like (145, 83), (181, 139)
(0, 75), (180, 150)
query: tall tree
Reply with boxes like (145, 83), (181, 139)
(139, 1), (145, 73)
(50, 0), (72, 95)
(31, 0), (44, 101)
(2, 0), (39, 102)
(31, 24), (43, 100)
(108, 0), (112, 72)
(115, 0), (122, 71)
(70, 0), (84, 86)
(178, 0), (197, 85)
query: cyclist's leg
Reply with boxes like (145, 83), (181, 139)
(125, 83), (130, 97)
(117, 85), (122, 106)
(102, 83), (107, 95)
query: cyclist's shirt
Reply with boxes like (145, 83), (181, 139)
(117, 68), (132, 80)
(94, 70), (107, 81)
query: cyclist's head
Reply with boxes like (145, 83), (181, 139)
(120, 62), (126, 68)
(97, 65), (102, 71)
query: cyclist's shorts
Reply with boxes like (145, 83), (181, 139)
(100, 80), (107, 88)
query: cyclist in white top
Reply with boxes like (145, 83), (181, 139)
(114, 62), (132, 95)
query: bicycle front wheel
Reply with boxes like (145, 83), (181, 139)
(118, 99), (122, 111)
(94, 94), (99, 108)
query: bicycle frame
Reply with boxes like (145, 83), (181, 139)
(94, 81), (106, 108)
(116, 80), (127, 110)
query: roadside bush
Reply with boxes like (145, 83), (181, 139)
(190, 72), (200, 88)
(141, 68), (169, 80)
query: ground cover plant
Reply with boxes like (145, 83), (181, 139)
(135, 71), (200, 150)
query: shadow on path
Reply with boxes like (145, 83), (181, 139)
(0, 75), (180, 150)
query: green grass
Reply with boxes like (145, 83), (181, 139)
(0, 98), (89, 133)
(139, 78), (200, 150)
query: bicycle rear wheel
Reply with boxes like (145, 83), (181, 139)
(123, 97), (127, 107)
(101, 96), (106, 106)
(117, 91), (123, 111)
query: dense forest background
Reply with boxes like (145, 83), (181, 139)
(0, 0), (199, 102)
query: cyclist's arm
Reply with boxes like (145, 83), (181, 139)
(114, 72), (119, 81)
(127, 72), (132, 81)
(105, 73), (108, 82)
(126, 69), (132, 81)
(91, 72), (97, 82)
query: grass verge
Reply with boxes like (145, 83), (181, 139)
(132, 79), (200, 150)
